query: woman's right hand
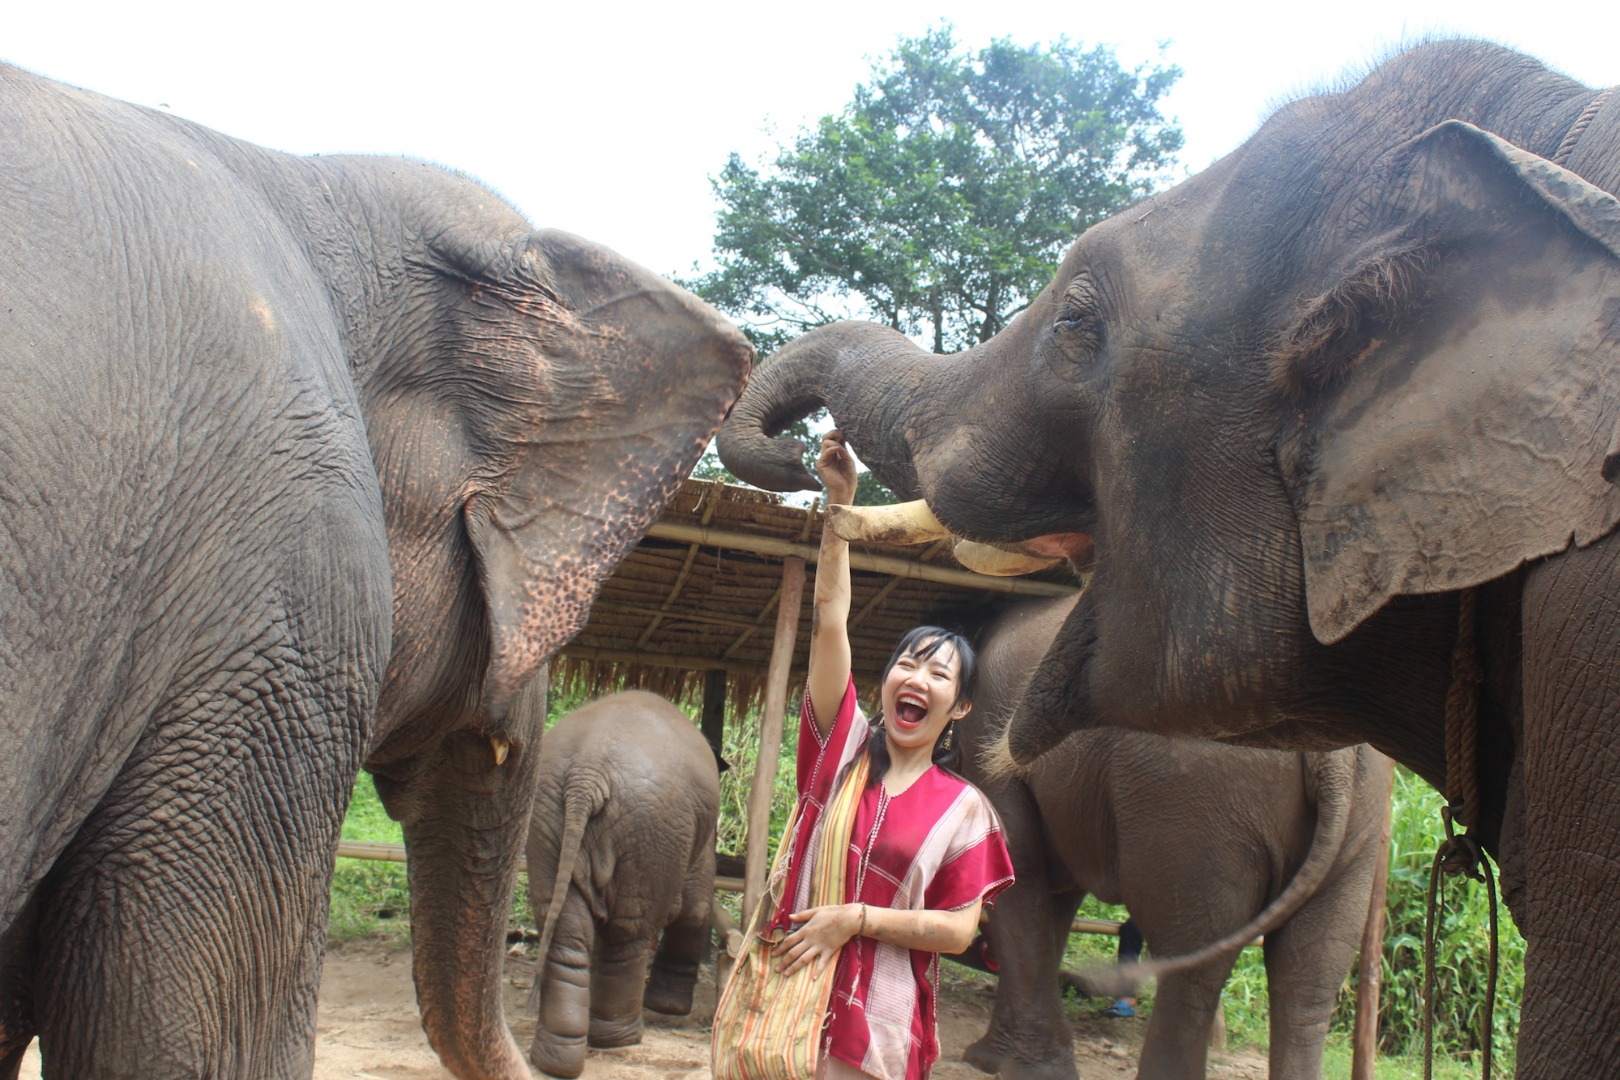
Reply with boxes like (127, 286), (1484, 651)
(816, 430), (858, 506)
(773, 903), (862, 976)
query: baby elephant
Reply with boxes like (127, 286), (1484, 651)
(526, 691), (720, 1078)
(961, 596), (1392, 1080)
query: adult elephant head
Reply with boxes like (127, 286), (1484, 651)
(355, 220), (750, 1078)
(0, 61), (748, 1080)
(721, 40), (1620, 1074)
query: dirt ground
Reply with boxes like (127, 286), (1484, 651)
(19, 942), (1269, 1078)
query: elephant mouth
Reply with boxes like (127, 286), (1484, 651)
(951, 533), (1094, 576)
(827, 500), (1094, 576)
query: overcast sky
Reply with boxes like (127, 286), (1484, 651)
(7, 1), (1615, 277)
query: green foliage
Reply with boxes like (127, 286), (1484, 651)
(685, 24), (1182, 355)
(329, 775), (411, 945)
(1363, 767), (1523, 1068)
(326, 683), (597, 945)
(711, 699), (803, 925)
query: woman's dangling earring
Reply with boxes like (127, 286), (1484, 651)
(941, 721), (955, 752)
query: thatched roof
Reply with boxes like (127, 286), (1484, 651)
(550, 477), (1082, 716)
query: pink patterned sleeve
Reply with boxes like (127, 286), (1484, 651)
(796, 675), (860, 800)
(923, 789), (1016, 911)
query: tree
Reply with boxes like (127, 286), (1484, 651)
(687, 25), (1183, 356)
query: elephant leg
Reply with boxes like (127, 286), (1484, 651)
(0, 892), (39, 1075)
(1134, 958), (1235, 1080)
(1517, 539), (1620, 1079)
(644, 882), (710, 1016)
(31, 695), (360, 1079)
(1260, 859), (1375, 1080)
(530, 889), (596, 1080)
(962, 880), (1082, 1080)
(588, 916), (655, 1049)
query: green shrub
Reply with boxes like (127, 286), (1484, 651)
(1363, 767), (1523, 1068)
(330, 774), (411, 945)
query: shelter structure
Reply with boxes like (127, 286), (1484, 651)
(548, 476), (1082, 922)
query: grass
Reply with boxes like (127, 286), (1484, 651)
(328, 773), (411, 946)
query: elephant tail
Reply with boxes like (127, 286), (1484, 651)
(1083, 746), (1362, 998)
(529, 774), (609, 1011)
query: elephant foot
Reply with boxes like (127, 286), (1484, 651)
(965, 1031), (1078, 1080)
(642, 971), (697, 1016)
(963, 1033), (1007, 1075)
(529, 1030), (586, 1079)
(587, 1014), (644, 1049)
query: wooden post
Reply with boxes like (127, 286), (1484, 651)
(711, 893), (745, 991)
(701, 668), (728, 773)
(743, 556), (806, 929)
(1351, 762), (1396, 1080)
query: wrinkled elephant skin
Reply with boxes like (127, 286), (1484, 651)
(524, 692), (719, 1079)
(959, 597), (1389, 1080)
(719, 40), (1620, 1078)
(0, 65), (750, 1080)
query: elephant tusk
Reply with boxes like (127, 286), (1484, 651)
(490, 737), (511, 767)
(825, 500), (951, 545)
(952, 540), (1064, 578)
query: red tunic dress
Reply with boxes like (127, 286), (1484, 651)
(767, 678), (1014, 1080)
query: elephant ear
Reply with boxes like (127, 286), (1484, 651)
(1275, 120), (1620, 645)
(463, 230), (752, 719)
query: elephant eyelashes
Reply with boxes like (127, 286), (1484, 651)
(1053, 274), (1103, 349)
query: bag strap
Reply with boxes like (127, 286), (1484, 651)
(747, 745), (872, 937)
(810, 751), (869, 909)
(744, 799), (802, 938)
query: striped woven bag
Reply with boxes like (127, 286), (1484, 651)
(712, 751), (870, 1079)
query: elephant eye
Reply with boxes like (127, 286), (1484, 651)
(1052, 273), (1101, 346)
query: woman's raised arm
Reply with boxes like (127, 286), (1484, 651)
(806, 431), (857, 738)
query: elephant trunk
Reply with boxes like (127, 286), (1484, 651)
(386, 679), (547, 1080)
(718, 319), (1091, 549)
(716, 321), (955, 499)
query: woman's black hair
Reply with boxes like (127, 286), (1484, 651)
(854, 625), (978, 789)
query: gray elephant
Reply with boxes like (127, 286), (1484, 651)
(718, 39), (1620, 1077)
(524, 691), (719, 1078)
(0, 64), (750, 1079)
(959, 596), (1389, 1080)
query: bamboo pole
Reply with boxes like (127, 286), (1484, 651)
(742, 556), (806, 929)
(645, 522), (1077, 598)
(1351, 762), (1397, 1080)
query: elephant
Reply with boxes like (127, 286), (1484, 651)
(717, 39), (1620, 1077)
(0, 63), (750, 1080)
(958, 595), (1390, 1080)
(524, 691), (720, 1078)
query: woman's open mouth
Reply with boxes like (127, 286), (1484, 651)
(894, 695), (928, 728)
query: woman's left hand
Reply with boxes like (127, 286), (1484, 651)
(773, 903), (862, 976)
